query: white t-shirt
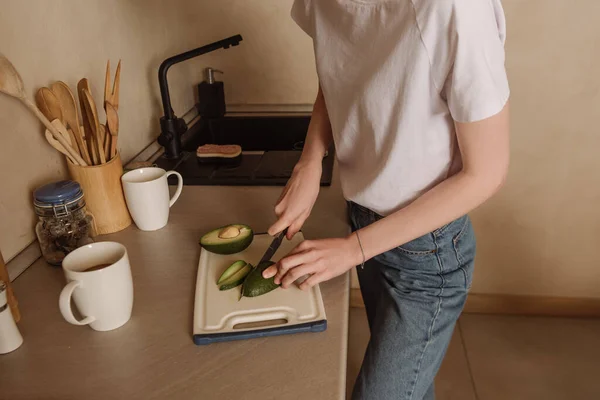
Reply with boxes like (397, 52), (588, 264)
(292, 0), (510, 216)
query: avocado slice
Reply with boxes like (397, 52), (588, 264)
(200, 224), (254, 255)
(241, 261), (280, 299)
(219, 262), (252, 291)
(217, 260), (247, 285)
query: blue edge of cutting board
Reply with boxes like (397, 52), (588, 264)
(193, 319), (327, 346)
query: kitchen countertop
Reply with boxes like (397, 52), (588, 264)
(0, 180), (350, 399)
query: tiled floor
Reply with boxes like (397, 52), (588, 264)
(347, 308), (600, 399)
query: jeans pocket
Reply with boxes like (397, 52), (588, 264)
(396, 234), (437, 256)
(451, 217), (476, 289)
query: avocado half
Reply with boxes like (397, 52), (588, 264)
(241, 261), (279, 298)
(200, 224), (254, 255)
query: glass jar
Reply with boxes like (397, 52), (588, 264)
(33, 180), (96, 266)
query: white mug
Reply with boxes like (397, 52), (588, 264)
(59, 242), (134, 332)
(121, 167), (183, 231)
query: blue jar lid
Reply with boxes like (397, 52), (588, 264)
(33, 180), (83, 206)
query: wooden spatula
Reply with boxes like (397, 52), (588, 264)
(81, 88), (106, 164)
(51, 81), (91, 165)
(35, 87), (64, 125)
(77, 79), (99, 165)
(105, 101), (119, 159)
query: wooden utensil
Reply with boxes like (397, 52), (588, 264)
(77, 79), (99, 165)
(81, 88), (106, 164)
(105, 101), (119, 158)
(35, 87), (64, 125)
(50, 81), (91, 165)
(104, 60), (121, 110)
(45, 129), (77, 165)
(45, 120), (79, 165)
(0, 53), (87, 166)
(99, 124), (110, 160)
(0, 250), (20, 323)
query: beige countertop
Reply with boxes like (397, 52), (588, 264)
(0, 182), (350, 400)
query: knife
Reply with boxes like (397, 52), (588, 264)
(258, 228), (288, 265)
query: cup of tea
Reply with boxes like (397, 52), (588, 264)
(59, 242), (133, 331)
(121, 167), (183, 231)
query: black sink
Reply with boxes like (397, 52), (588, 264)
(155, 114), (334, 186)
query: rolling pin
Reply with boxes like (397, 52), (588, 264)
(0, 251), (20, 323)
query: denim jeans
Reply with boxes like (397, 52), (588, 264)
(348, 201), (476, 400)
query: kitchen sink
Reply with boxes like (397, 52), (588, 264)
(155, 114), (334, 186)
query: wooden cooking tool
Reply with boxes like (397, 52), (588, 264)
(0, 250), (20, 323)
(99, 124), (110, 160)
(67, 154), (132, 235)
(0, 53), (87, 166)
(105, 101), (119, 158)
(104, 60), (121, 110)
(77, 79), (99, 165)
(35, 87), (64, 125)
(45, 129), (77, 165)
(50, 81), (91, 164)
(81, 88), (106, 164)
(52, 119), (73, 147)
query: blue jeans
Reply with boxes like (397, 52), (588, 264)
(348, 201), (476, 400)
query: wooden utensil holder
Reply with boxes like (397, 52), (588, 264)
(67, 154), (132, 235)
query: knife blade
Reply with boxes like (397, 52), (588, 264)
(258, 228), (288, 265)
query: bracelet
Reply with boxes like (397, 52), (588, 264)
(355, 231), (366, 269)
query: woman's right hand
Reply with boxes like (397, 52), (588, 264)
(268, 158), (323, 240)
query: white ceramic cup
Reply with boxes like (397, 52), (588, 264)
(59, 242), (134, 332)
(121, 167), (183, 231)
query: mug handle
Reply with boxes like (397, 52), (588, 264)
(166, 171), (183, 208)
(59, 280), (96, 326)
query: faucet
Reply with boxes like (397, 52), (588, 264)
(157, 34), (243, 159)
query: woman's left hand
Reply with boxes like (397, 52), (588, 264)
(262, 235), (363, 291)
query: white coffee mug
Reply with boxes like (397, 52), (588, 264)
(121, 167), (183, 231)
(59, 242), (134, 332)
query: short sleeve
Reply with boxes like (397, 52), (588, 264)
(291, 0), (314, 38)
(443, 2), (510, 123)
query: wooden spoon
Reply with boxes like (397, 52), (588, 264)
(0, 53), (87, 166)
(105, 101), (119, 159)
(35, 87), (64, 125)
(77, 78), (98, 165)
(51, 81), (91, 165)
(81, 88), (106, 164)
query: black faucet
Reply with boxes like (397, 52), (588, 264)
(157, 34), (243, 159)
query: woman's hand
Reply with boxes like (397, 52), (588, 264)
(263, 235), (363, 291)
(267, 159), (323, 240)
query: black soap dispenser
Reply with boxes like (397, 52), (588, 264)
(197, 67), (226, 118)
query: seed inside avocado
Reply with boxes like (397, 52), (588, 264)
(218, 226), (240, 239)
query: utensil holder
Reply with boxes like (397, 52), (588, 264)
(67, 154), (132, 235)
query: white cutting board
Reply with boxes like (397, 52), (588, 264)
(193, 233), (327, 343)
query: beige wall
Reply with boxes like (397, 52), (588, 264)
(469, 0), (600, 299)
(0, 0), (316, 260)
(2, 1), (598, 299)
(351, 1), (600, 300)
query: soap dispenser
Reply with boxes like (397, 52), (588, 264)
(197, 67), (226, 118)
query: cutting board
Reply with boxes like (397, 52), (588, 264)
(193, 232), (327, 345)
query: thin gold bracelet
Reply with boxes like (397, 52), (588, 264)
(355, 231), (366, 269)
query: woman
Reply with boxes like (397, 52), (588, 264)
(263, 1), (510, 399)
